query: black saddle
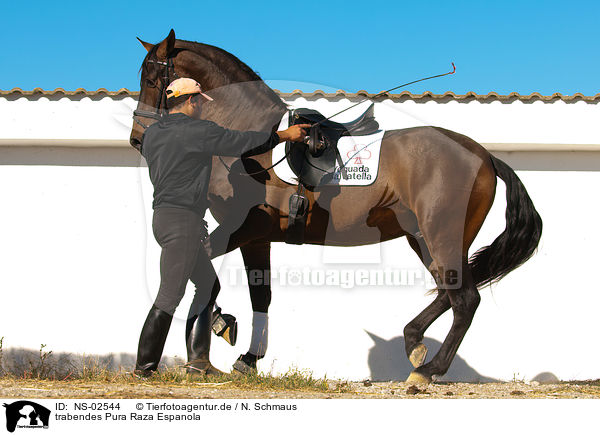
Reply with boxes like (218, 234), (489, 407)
(285, 103), (380, 188)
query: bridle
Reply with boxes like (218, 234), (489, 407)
(133, 57), (179, 129)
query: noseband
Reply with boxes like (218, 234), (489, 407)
(133, 57), (179, 129)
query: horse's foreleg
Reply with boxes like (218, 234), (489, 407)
(206, 206), (272, 260)
(204, 222), (244, 260)
(232, 241), (272, 373)
(206, 207), (273, 348)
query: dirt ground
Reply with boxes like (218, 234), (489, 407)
(1, 379), (599, 399)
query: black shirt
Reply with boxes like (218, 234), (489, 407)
(141, 113), (279, 216)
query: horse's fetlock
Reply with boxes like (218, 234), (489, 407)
(403, 324), (422, 342)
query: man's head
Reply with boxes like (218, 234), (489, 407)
(166, 78), (213, 118)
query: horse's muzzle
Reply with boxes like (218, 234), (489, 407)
(130, 136), (142, 150)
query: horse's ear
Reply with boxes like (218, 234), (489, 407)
(156, 29), (176, 59)
(136, 37), (154, 52)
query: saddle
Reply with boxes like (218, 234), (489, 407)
(286, 103), (380, 188)
(284, 103), (380, 245)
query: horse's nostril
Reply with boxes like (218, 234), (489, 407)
(130, 137), (142, 149)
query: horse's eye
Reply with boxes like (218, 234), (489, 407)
(145, 79), (157, 88)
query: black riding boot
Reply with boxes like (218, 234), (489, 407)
(135, 305), (173, 377)
(186, 304), (225, 377)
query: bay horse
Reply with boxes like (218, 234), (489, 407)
(129, 30), (542, 383)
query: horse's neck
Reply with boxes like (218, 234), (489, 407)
(186, 45), (287, 215)
(203, 79), (284, 209)
(200, 80), (286, 133)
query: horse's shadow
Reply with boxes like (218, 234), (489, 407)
(366, 331), (497, 383)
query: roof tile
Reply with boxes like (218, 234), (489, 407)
(1, 87), (598, 102)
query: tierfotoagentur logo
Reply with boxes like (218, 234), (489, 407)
(226, 266), (437, 289)
(3, 401), (50, 433)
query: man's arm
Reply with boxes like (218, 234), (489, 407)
(187, 121), (310, 157)
(241, 124), (313, 157)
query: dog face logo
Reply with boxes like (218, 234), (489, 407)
(3, 401), (50, 432)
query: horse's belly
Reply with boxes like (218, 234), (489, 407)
(301, 196), (413, 246)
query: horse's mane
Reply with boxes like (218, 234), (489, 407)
(141, 39), (287, 131)
(177, 41), (266, 86)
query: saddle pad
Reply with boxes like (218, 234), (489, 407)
(273, 114), (385, 186)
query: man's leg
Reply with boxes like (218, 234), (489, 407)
(185, 240), (225, 376)
(135, 208), (206, 377)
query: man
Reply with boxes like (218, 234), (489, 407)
(135, 78), (309, 377)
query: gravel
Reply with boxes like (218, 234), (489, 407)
(1, 379), (599, 399)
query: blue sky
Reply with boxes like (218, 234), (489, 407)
(2, 0), (599, 96)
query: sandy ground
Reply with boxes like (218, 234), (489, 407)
(1, 379), (599, 399)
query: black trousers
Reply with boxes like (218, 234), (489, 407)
(152, 207), (219, 316)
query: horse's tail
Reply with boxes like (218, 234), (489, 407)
(469, 155), (543, 288)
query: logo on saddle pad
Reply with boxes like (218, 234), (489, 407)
(3, 401), (51, 432)
(274, 130), (385, 187)
(347, 144), (372, 165)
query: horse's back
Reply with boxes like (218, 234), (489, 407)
(301, 126), (497, 246)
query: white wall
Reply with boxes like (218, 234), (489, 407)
(0, 93), (598, 382)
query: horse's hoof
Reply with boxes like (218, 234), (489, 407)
(409, 343), (428, 368)
(406, 371), (432, 385)
(220, 315), (238, 346)
(232, 354), (257, 376)
(212, 311), (238, 346)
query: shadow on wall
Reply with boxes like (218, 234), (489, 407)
(0, 347), (182, 378)
(366, 332), (497, 383)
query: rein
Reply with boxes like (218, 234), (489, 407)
(217, 147), (291, 177)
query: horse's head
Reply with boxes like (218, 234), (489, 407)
(129, 30), (176, 150)
(130, 29), (287, 151)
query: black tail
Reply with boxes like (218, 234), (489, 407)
(469, 155), (543, 288)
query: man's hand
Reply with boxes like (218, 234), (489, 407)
(277, 124), (311, 143)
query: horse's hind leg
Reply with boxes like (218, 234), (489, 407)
(403, 147), (494, 383)
(405, 202), (485, 383)
(407, 260), (480, 384)
(403, 234), (451, 368)
(404, 290), (450, 368)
